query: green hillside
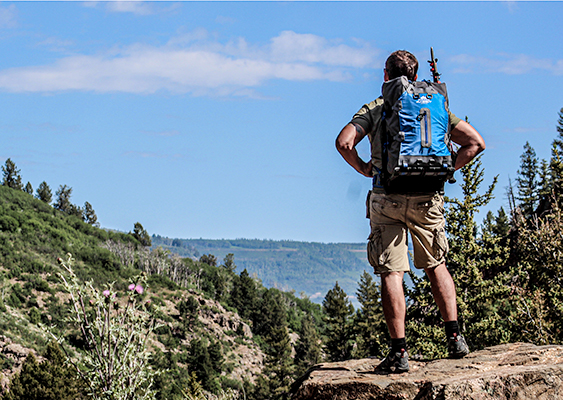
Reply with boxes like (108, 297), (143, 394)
(151, 236), (372, 303)
(0, 184), (326, 399)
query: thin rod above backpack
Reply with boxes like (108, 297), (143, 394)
(428, 47), (441, 83)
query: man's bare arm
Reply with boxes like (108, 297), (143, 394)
(335, 123), (373, 177)
(450, 120), (486, 170)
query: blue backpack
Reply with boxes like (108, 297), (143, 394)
(378, 76), (456, 194)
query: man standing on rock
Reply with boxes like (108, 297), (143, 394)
(335, 50), (485, 372)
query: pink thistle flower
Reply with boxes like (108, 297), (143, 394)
(134, 285), (144, 294)
(103, 290), (110, 297)
(128, 283), (136, 291)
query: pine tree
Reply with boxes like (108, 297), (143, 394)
(83, 201), (99, 226)
(556, 107), (563, 138)
(188, 340), (220, 393)
(24, 181), (33, 195)
(132, 222), (152, 247)
(294, 314), (323, 376)
(222, 253), (236, 272)
(354, 271), (388, 358)
(515, 142), (539, 219)
(54, 184), (73, 213)
(199, 253), (217, 267)
(255, 288), (294, 400)
(536, 159), (553, 217)
(5, 342), (85, 400)
(322, 282), (355, 362)
(36, 181), (52, 204)
(550, 109), (563, 204)
(230, 269), (258, 322)
(178, 295), (200, 333)
(1, 158), (23, 190)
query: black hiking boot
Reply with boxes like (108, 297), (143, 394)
(375, 348), (409, 373)
(448, 333), (469, 359)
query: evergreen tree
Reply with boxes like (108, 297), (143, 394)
(550, 110), (563, 204)
(294, 314), (323, 376)
(222, 253), (236, 272)
(536, 159), (553, 217)
(132, 222), (152, 247)
(354, 271), (388, 358)
(515, 142), (539, 219)
(24, 181), (33, 195)
(322, 282), (355, 362)
(207, 339), (224, 375)
(54, 184), (73, 214)
(210, 267), (231, 303)
(83, 201), (99, 226)
(5, 342), (85, 400)
(255, 288), (294, 400)
(1, 158), (23, 190)
(36, 181), (52, 204)
(230, 269), (257, 322)
(188, 339), (220, 393)
(199, 253), (217, 267)
(556, 107), (563, 139)
(177, 295), (200, 332)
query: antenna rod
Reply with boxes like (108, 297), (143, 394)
(428, 47), (441, 83)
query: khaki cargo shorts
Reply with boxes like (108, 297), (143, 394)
(366, 190), (449, 274)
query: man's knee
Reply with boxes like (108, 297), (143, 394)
(424, 262), (448, 278)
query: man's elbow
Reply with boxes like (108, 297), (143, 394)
(335, 137), (351, 153)
(475, 136), (486, 154)
(335, 125), (356, 152)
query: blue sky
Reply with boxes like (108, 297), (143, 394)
(1, 1), (562, 244)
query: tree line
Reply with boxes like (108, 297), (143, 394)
(1, 159), (99, 226)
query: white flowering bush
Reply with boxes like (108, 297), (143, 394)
(52, 253), (160, 400)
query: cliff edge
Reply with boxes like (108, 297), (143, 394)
(291, 342), (563, 400)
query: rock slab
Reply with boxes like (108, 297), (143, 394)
(291, 343), (563, 400)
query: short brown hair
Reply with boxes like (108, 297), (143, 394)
(385, 50), (418, 81)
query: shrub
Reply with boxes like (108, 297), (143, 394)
(0, 215), (19, 232)
(50, 254), (160, 400)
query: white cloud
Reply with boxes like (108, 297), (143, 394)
(450, 53), (563, 76)
(36, 37), (75, 53)
(106, 1), (156, 16)
(0, 4), (17, 28)
(309, 292), (323, 300)
(0, 30), (377, 96)
(270, 31), (378, 68)
(84, 1), (180, 16)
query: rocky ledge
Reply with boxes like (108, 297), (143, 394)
(290, 343), (563, 400)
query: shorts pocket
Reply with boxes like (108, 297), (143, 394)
(432, 227), (449, 261)
(367, 227), (383, 267)
(417, 196), (444, 217)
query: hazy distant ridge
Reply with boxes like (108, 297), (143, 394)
(151, 236), (371, 303)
